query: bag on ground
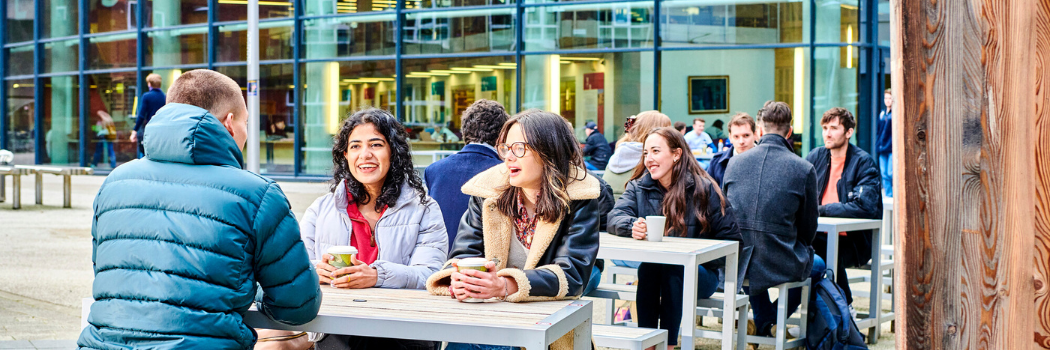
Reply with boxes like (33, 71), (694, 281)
(806, 270), (868, 350)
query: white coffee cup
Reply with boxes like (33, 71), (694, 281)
(645, 216), (666, 242)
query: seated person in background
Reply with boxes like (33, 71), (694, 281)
(426, 100), (509, 250)
(296, 108), (449, 350)
(426, 110), (602, 350)
(706, 119), (728, 144)
(603, 111), (672, 200)
(674, 121), (687, 135)
(607, 127), (748, 350)
(582, 121), (612, 171)
(684, 117), (713, 153)
(707, 113), (758, 186)
(805, 107), (882, 312)
(434, 122), (461, 143)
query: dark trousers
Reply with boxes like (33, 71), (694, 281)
(316, 335), (439, 350)
(747, 255), (825, 335)
(636, 263), (719, 346)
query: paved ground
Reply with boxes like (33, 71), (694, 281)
(0, 173), (895, 349)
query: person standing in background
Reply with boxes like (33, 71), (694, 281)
(131, 73), (166, 158)
(876, 89), (893, 197)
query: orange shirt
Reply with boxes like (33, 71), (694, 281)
(821, 155), (846, 206)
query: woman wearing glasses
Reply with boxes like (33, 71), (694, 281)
(426, 110), (602, 350)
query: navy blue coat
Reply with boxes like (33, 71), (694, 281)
(78, 103), (321, 350)
(424, 143), (503, 250)
(705, 144), (734, 187)
(134, 88), (166, 136)
(805, 143), (883, 266)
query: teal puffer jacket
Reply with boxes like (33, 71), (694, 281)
(77, 103), (321, 350)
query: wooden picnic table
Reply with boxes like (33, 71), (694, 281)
(596, 233), (741, 350)
(243, 287), (593, 350)
(816, 217), (888, 344)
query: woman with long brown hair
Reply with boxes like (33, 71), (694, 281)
(607, 127), (749, 350)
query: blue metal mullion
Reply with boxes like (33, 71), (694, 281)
(292, 0), (302, 176)
(515, 0), (523, 113)
(0, 0), (7, 151)
(807, 0), (816, 152)
(33, 0), (43, 165)
(136, 0), (147, 162)
(208, 0), (217, 69)
(395, 0), (405, 121)
(78, 0), (89, 167)
(866, 0), (880, 156)
(652, 0), (661, 110)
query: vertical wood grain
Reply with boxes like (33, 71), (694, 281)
(1032, 0), (1050, 347)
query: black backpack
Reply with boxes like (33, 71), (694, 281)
(806, 270), (868, 350)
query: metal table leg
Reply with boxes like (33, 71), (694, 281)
(868, 228), (883, 344)
(35, 171), (43, 205)
(1, 174), (6, 202)
(680, 254), (700, 350)
(63, 175), (72, 208)
(12, 174), (22, 209)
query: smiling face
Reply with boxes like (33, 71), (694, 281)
(344, 123), (391, 189)
(728, 123), (756, 153)
(643, 134), (683, 187)
(821, 118), (853, 151)
(501, 123), (544, 191)
(693, 120), (705, 134)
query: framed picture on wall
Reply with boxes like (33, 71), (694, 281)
(688, 75), (729, 114)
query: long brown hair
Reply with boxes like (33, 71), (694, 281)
(630, 127), (727, 236)
(495, 110), (587, 223)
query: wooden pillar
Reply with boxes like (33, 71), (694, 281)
(891, 0), (1050, 348)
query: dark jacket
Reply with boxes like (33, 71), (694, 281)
(706, 144), (735, 186)
(424, 143), (503, 250)
(134, 88), (166, 136)
(806, 143), (883, 266)
(584, 132), (612, 169)
(722, 134), (819, 291)
(426, 165), (602, 305)
(78, 104), (321, 350)
(876, 109), (892, 155)
(607, 172), (749, 273)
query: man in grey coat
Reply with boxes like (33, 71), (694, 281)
(722, 101), (822, 337)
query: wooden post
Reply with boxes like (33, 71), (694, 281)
(891, 0), (1050, 348)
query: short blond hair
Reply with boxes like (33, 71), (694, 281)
(146, 73), (162, 88)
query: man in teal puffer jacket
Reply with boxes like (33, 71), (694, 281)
(77, 70), (321, 350)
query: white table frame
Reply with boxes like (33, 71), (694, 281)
(817, 217), (890, 344)
(596, 233), (740, 350)
(244, 288), (592, 350)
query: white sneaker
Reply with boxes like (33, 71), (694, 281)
(788, 327), (800, 338)
(848, 306), (858, 320)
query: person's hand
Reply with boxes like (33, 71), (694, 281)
(315, 254), (337, 285)
(450, 261), (512, 301)
(329, 257), (378, 289)
(129, 131), (138, 142)
(632, 218), (648, 240)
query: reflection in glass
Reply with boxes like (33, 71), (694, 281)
(402, 57), (516, 148)
(89, 0), (136, 34)
(6, 80), (36, 164)
(6, 0), (34, 43)
(146, 28), (209, 67)
(145, 0), (209, 27)
(89, 35), (138, 70)
(217, 65), (296, 174)
(43, 76), (81, 166)
(403, 10), (515, 54)
(524, 2), (654, 51)
(7, 46), (35, 77)
(523, 52), (653, 142)
(217, 23), (294, 62)
(87, 72), (138, 170)
(660, 0), (805, 47)
(300, 60), (396, 174)
(44, 40), (80, 74)
(218, 0), (293, 21)
(303, 15), (397, 58)
(812, 46), (857, 149)
(403, 0), (512, 10)
(44, 0), (79, 38)
(815, 0), (858, 43)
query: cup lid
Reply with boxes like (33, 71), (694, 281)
(328, 246), (358, 255)
(458, 257), (488, 266)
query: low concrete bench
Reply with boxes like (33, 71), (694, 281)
(5, 165), (93, 208)
(0, 165), (33, 209)
(592, 325), (667, 350)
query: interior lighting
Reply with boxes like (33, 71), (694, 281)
(549, 55), (560, 115)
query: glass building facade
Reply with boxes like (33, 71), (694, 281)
(2, 0), (892, 178)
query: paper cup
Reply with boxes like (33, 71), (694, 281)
(645, 216), (666, 242)
(327, 246), (358, 268)
(456, 257), (491, 303)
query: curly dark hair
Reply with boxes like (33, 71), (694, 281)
(461, 99), (509, 146)
(331, 108), (427, 210)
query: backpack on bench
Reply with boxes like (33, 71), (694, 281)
(806, 269), (868, 350)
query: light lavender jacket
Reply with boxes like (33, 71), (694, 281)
(300, 180), (449, 290)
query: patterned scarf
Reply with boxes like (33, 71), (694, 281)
(514, 191), (538, 249)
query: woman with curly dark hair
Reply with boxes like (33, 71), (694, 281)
(297, 108), (448, 350)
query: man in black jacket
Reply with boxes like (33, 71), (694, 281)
(723, 101), (823, 337)
(582, 121), (612, 170)
(806, 107), (883, 307)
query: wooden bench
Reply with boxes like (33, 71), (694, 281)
(0, 165), (33, 209)
(15, 165), (92, 208)
(592, 325), (667, 350)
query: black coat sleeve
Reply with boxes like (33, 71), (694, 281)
(448, 196), (488, 261)
(521, 198), (600, 299)
(700, 181), (743, 243)
(607, 179), (641, 237)
(819, 155), (883, 219)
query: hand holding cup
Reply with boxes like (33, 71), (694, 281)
(631, 218), (648, 240)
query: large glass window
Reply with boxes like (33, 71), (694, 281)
(89, 0), (136, 34)
(42, 75), (81, 166)
(6, 46), (35, 77)
(5, 80), (36, 164)
(217, 64), (296, 174)
(300, 60), (396, 175)
(659, 48), (808, 148)
(87, 72), (138, 170)
(44, 39), (80, 74)
(44, 0), (79, 39)
(218, 1), (294, 21)
(523, 52), (653, 142)
(816, 0), (859, 43)
(524, 2), (654, 51)
(878, 0), (890, 46)
(89, 35), (138, 70)
(145, 0), (209, 27)
(302, 14), (397, 58)
(217, 22), (295, 62)
(6, 0), (35, 43)
(145, 28), (209, 67)
(660, 0), (805, 47)
(404, 0), (512, 10)
(402, 10), (516, 55)
(402, 56), (516, 153)
(812, 46), (857, 148)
